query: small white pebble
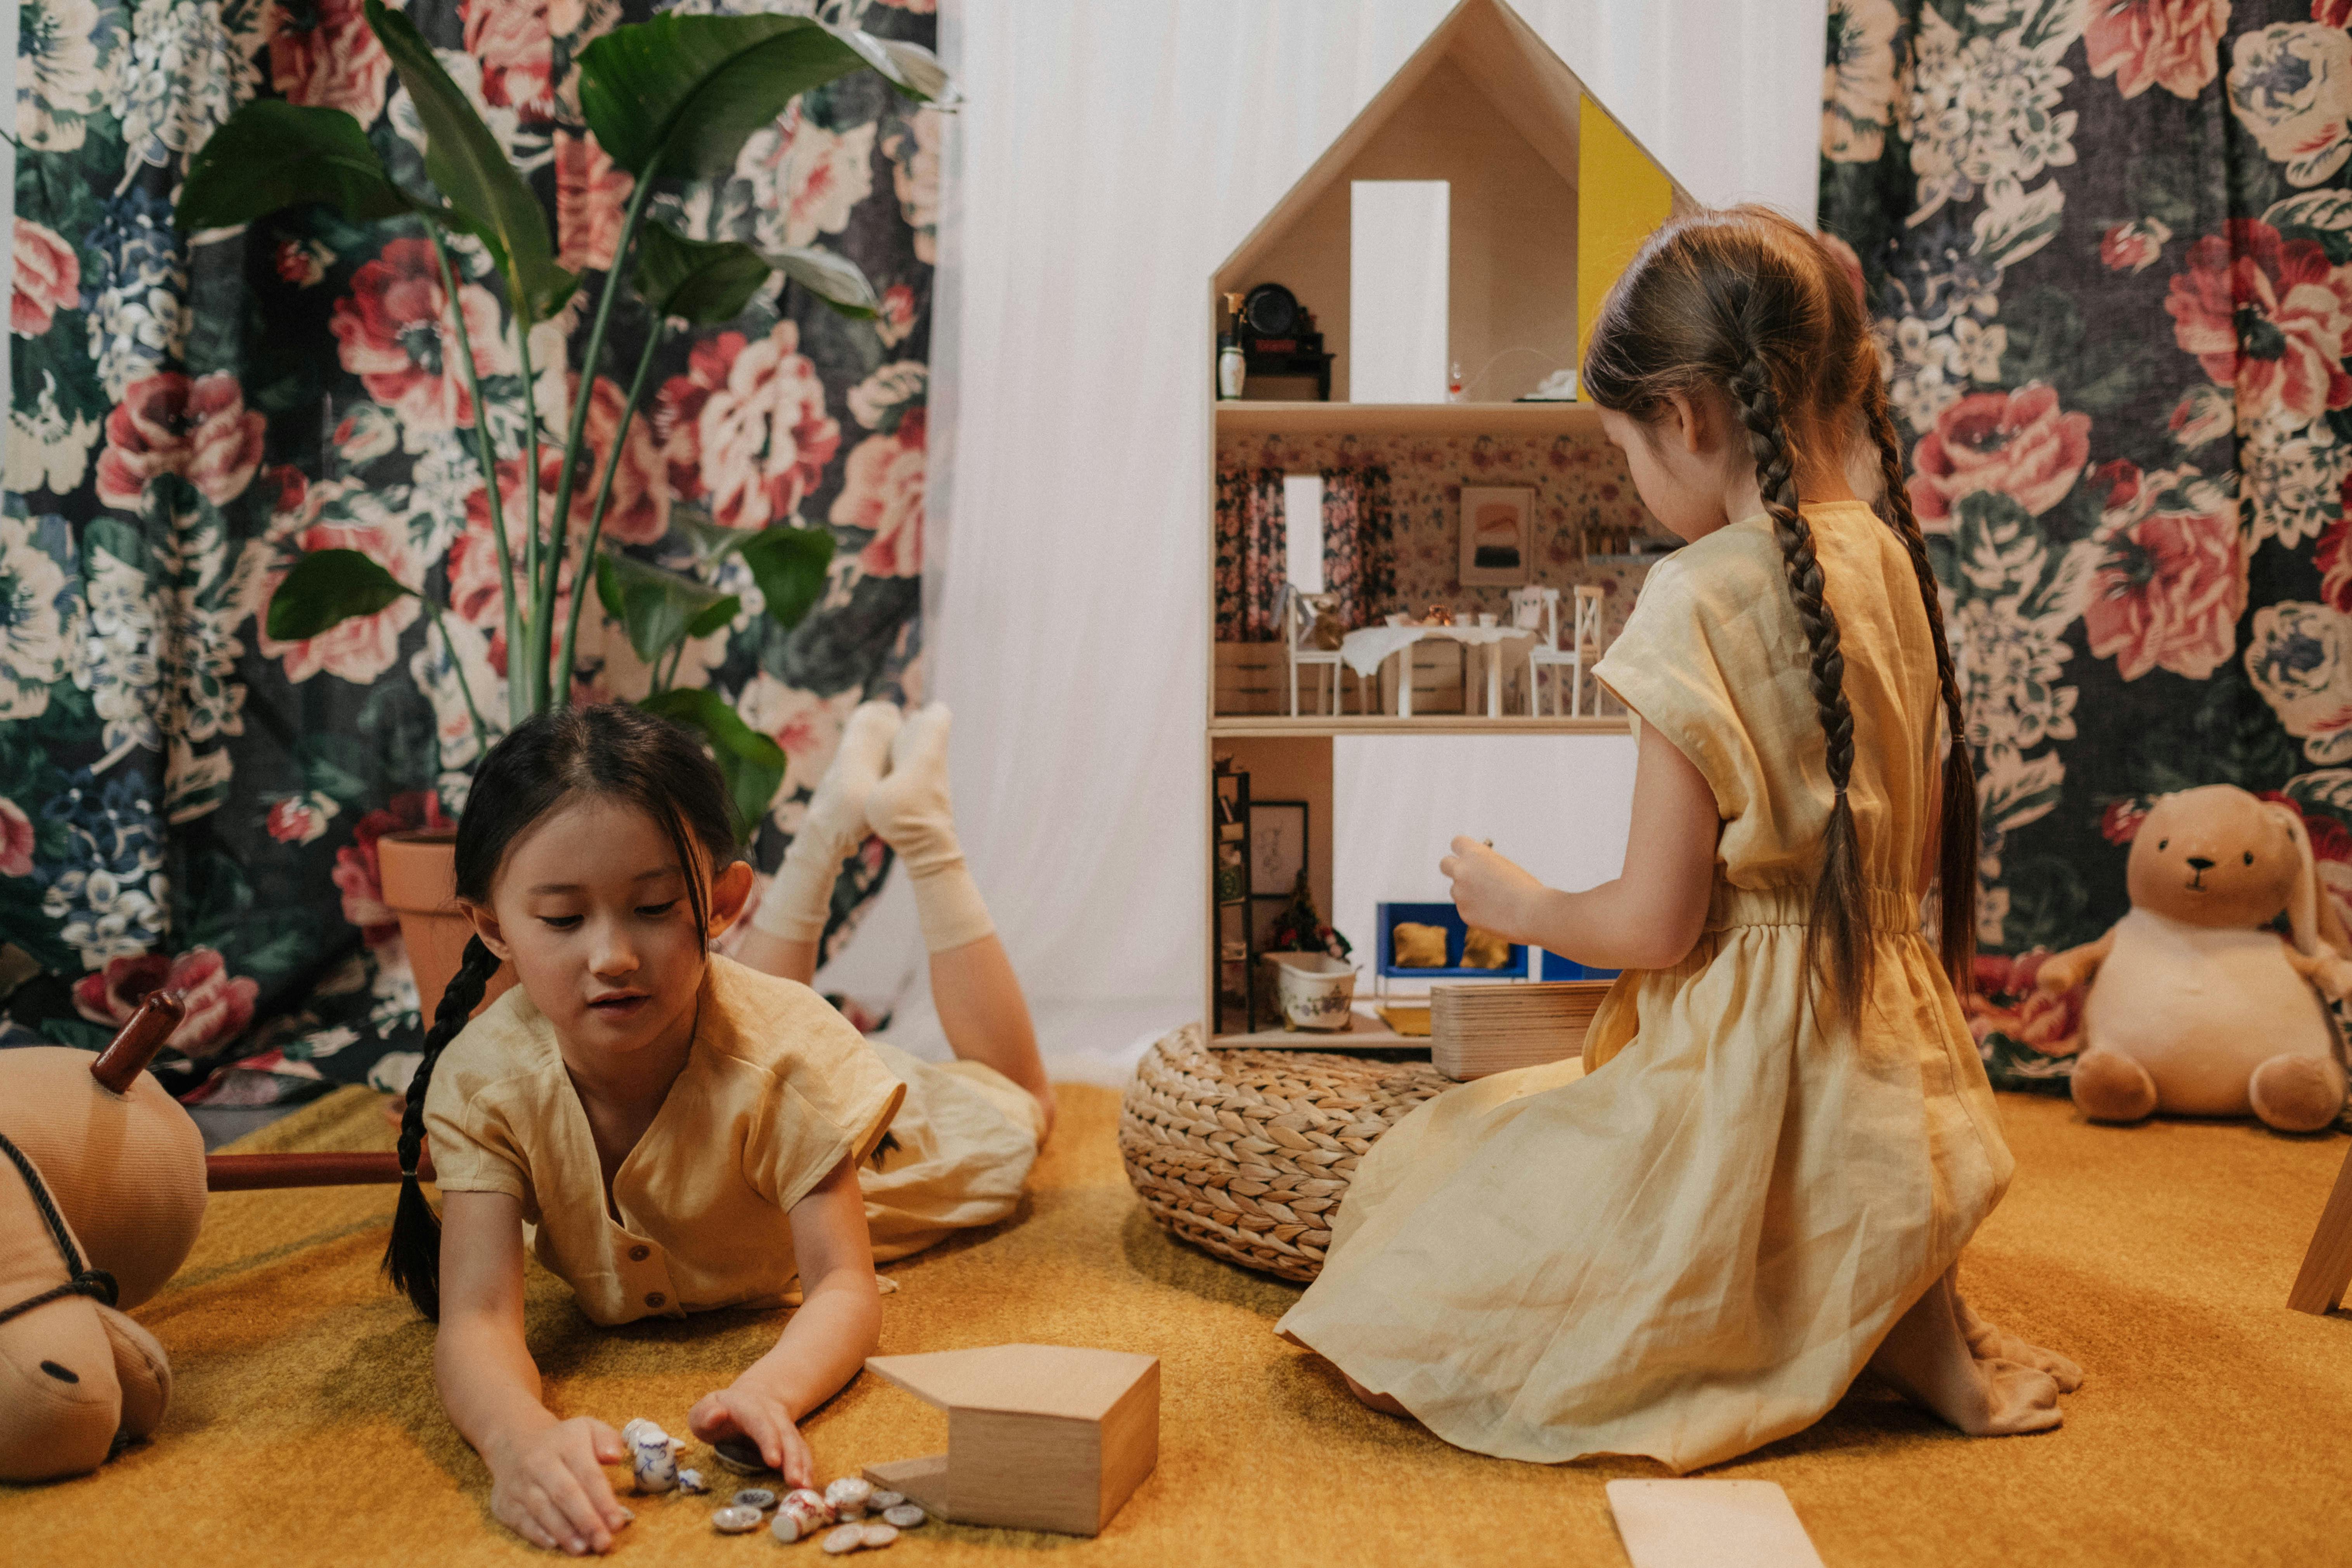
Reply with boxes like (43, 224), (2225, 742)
(881, 1505), (924, 1529)
(869, 1491), (905, 1510)
(821, 1523), (868, 1554)
(860, 1524), (899, 1549)
(711, 1506), (762, 1534)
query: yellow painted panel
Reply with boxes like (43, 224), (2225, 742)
(1576, 94), (1673, 365)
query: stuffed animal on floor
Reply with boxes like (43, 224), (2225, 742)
(2037, 785), (2352, 1132)
(0, 993), (206, 1480)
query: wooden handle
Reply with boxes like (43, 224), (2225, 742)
(205, 1149), (433, 1191)
(89, 990), (186, 1094)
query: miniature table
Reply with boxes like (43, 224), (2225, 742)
(1339, 623), (1537, 717)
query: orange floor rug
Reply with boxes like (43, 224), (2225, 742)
(5, 1080), (2350, 1565)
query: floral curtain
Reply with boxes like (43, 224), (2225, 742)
(1822, 0), (2352, 1088)
(1319, 464), (1394, 631)
(1213, 466), (1285, 641)
(2, 0), (940, 1102)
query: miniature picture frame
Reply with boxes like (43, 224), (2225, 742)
(1248, 799), (1307, 896)
(1459, 486), (1532, 586)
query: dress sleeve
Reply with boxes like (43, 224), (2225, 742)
(1591, 554), (1749, 822)
(423, 1056), (529, 1202)
(745, 1004), (909, 1216)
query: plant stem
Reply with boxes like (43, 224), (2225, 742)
(541, 151), (665, 710)
(428, 230), (523, 722)
(515, 309), (544, 709)
(556, 319), (667, 699)
(420, 598), (494, 755)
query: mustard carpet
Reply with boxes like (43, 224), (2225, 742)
(5, 1081), (2351, 1566)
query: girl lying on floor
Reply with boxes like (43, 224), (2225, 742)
(385, 702), (1050, 1555)
(1276, 206), (2082, 1471)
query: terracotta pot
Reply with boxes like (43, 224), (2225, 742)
(378, 831), (513, 1028)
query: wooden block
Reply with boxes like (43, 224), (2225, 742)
(1606, 1480), (1824, 1568)
(2289, 1138), (2352, 1314)
(861, 1344), (1159, 1536)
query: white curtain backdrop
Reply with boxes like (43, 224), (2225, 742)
(826, 0), (1827, 1078)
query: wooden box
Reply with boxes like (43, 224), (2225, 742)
(861, 1343), (1160, 1537)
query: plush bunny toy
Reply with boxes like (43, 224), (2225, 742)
(2037, 785), (2352, 1132)
(0, 993), (206, 1480)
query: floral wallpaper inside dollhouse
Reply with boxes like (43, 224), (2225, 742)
(1213, 425), (1666, 676)
(1, 0), (939, 1101)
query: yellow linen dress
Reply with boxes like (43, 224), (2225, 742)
(426, 955), (1041, 1325)
(1274, 500), (2011, 1472)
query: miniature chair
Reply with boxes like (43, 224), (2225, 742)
(1281, 586), (1359, 717)
(1527, 585), (1607, 716)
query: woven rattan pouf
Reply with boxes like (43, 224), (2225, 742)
(1119, 1023), (1449, 1282)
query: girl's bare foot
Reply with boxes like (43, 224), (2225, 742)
(1867, 1266), (2069, 1435)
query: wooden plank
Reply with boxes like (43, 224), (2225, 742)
(1215, 400), (1602, 435)
(861, 1454), (950, 1515)
(1213, 1009), (1420, 1049)
(1210, 714), (1629, 737)
(2289, 1139), (2352, 1314)
(865, 1344), (1158, 1421)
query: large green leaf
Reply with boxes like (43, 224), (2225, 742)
(636, 221), (774, 324)
(637, 687), (787, 845)
(595, 549), (734, 667)
(575, 13), (939, 181)
(738, 525), (835, 631)
(265, 549), (413, 641)
(364, 0), (574, 320)
(177, 101), (420, 231)
(672, 506), (744, 567)
(764, 244), (878, 319)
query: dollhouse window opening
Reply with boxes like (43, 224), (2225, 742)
(1283, 473), (1325, 593)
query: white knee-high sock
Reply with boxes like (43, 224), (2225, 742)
(753, 701), (903, 943)
(865, 703), (995, 953)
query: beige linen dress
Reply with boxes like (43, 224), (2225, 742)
(426, 955), (1042, 1325)
(1274, 500), (2012, 1472)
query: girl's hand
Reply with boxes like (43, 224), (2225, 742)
(689, 1382), (815, 1489)
(1440, 836), (1546, 941)
(487, 1417), (632, 1555)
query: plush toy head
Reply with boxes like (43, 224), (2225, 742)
(2125, 785), (2323, 947)
(0, 1000), (206, 1482)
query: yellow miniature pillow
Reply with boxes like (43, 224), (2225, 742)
(1392, 922), (1450, 968)
(1461, 927), (1511, 969)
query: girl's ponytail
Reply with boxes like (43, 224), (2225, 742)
(1730, 346), (1871, 1024)
(1863, 371), (1978, 994)
(383, 934), (502, 1320)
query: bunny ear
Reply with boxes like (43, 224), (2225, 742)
(2265, 803), (2322, 955)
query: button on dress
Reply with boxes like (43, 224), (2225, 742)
(1275, 501), (2011, 1471)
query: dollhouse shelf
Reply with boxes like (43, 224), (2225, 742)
(1210, 715), (1627, 737)
(1214, 401), (1602, 435)
(1212, 1011), (1417, 1049)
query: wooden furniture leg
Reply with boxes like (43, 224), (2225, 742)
(2289, 1138), (2352, 1314)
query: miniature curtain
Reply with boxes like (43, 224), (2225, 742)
(1321, 465), (1397, 631)
(1, 0), (938, 1100)
(1215, 468), (1288, 641)
(1819, 0), (2352, 1090)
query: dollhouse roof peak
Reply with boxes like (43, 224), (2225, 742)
(1212, 0), (1696, 291)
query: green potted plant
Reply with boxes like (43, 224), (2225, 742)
(174, 0), (949, 1016)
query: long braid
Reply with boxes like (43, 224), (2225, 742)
(1732, 347), (1871, 1024)
(383, 935), (503, 1320)
(1865, 372), (1978, 993)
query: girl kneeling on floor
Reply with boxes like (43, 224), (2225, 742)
(1277, 206), (2082, 1471)
(385, 705), (1051, 1555)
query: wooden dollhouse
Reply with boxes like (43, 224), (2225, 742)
(1205, 0), (1695, 1042)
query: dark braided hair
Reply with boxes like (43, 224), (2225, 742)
(383, 704), (741, 1319)
(1863, 371), (1978, 989)
(1582, 204), (1964, 1020)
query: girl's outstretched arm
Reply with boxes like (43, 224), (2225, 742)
(687, 1154), (880, 1487)
(1443, 717), (1719, 971)
(437, 1190), (633, 1556)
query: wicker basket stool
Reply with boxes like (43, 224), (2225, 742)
(1120, 1023), (1450, 1282)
